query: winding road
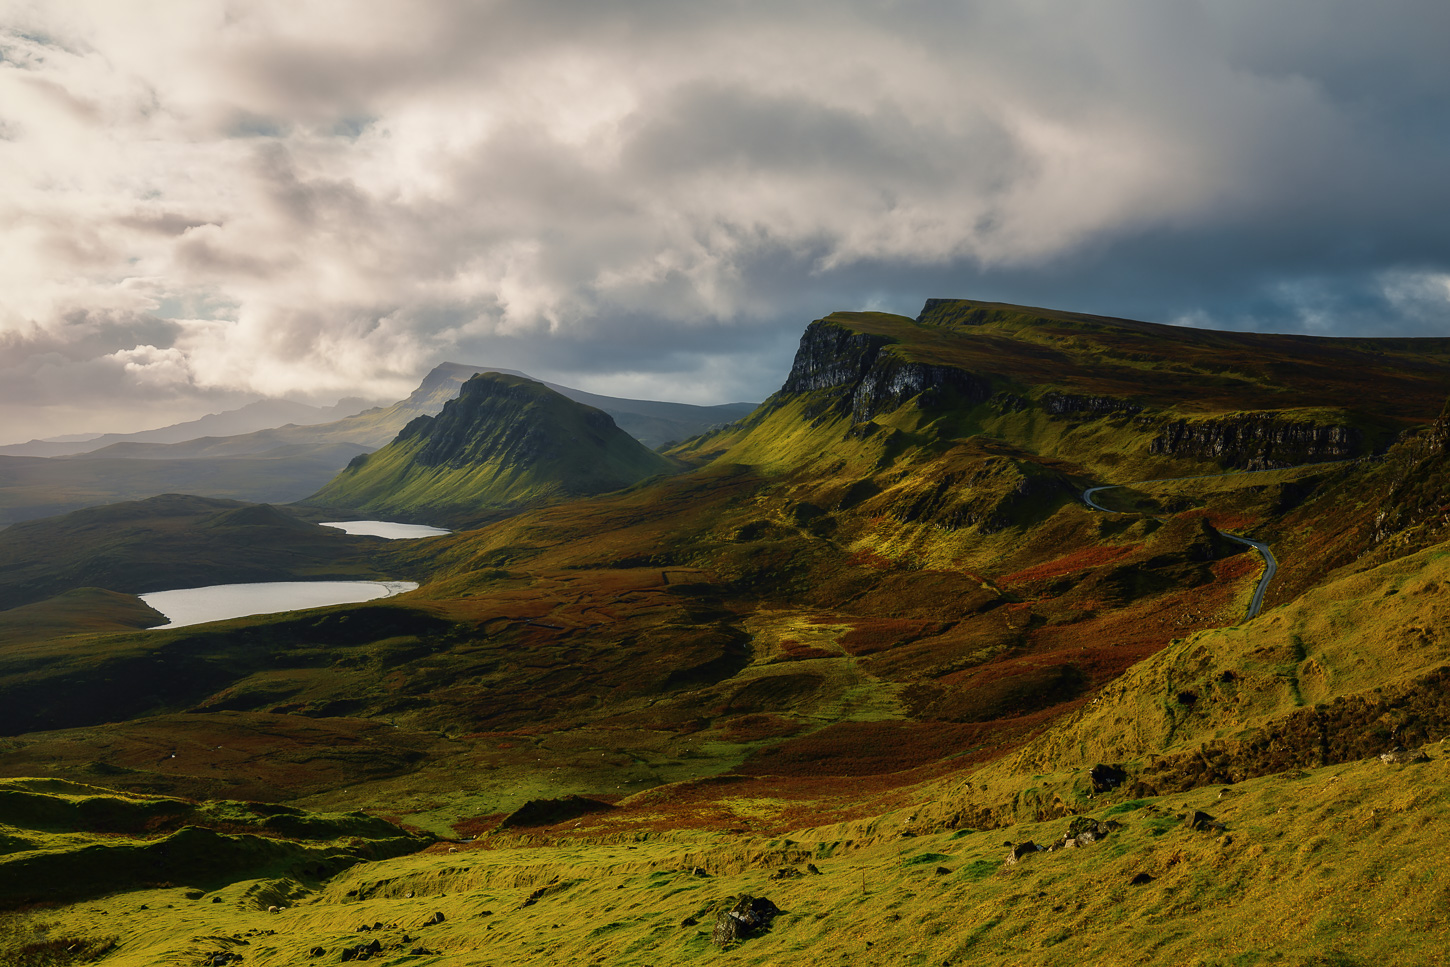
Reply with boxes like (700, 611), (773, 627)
(1081, 470), (1282, 621)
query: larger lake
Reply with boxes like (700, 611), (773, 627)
(320, 521), (451, 539)
(140, 580), (419, 630)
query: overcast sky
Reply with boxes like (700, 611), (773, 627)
(3, 0), (1449, 441)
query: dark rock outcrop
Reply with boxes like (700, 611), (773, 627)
(712, 895), (780, 947)
(1149, 415), (1361, 468)
(1089, 763), (1127, 793)
(1187, 810), (1225, 832)
(779, 320), (992, 421)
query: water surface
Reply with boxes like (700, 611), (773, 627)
(320, 520), (451, 539)
(141, 580), (418, 630)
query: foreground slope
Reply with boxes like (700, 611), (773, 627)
(307, 373), (679, 524)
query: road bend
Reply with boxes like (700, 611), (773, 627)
(1080, 468), (1291, 622)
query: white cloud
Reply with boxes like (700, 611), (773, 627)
(0, 0), (1447, 437)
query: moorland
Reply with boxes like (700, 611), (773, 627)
(3, 299), (1450, 965)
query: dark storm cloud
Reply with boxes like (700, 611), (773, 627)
(1, 0), (1447, 440)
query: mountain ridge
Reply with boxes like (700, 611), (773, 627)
(306, 372), (681, 524)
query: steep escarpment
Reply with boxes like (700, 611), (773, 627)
(776, 316), (993, 421)
(1148, 414), (1363, 468)
(308, 373), (678, 524)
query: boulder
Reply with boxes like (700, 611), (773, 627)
(712, 895), (780, 948)
(1004, 842), (1040, 865)
(1380, 747), (1431, 765)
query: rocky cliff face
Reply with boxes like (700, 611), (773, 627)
(1149, 415), (1362, 469)
(1371, 397), (1450, 543)
(779, 319), (991, 421)
(1041, 393), (1143, 417)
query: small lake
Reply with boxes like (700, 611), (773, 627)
(140, 580), (419, 630)
(320, 520), (452, 539)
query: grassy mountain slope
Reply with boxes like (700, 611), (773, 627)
(5, 300), (1450, 964)
(308, 373), (679, 524)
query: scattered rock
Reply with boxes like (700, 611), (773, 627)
(691, 866), (710, 877)
(769, 867), (803, 880)
(712, 895), (780, 948)
(1004, 842), (1041, 866)
(309, 947), (326, 958)
(680, 916), (699, 928)
(934, 866), (951, 876)
(422, 911), (446, 926)
(211, 896), (223, 904)
(341, 939), (384, 962)
(1129, 872), (1155, 886)
(806, 863), (822, 875)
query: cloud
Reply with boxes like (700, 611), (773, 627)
(0, 0), (1447, 439)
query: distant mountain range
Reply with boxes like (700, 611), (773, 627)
(0, 397), (378, 457)
(0, 364), (757, 524)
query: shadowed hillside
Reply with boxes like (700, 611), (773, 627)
(0, 495), (380, 611)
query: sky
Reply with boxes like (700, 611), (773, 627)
(2, 0), (1449, 442)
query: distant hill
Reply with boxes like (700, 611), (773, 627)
(307, 373), (679, 524)
(73, 363), (756, 459)
(0, 364), (755, 523)
(0, 397), (376, 457)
